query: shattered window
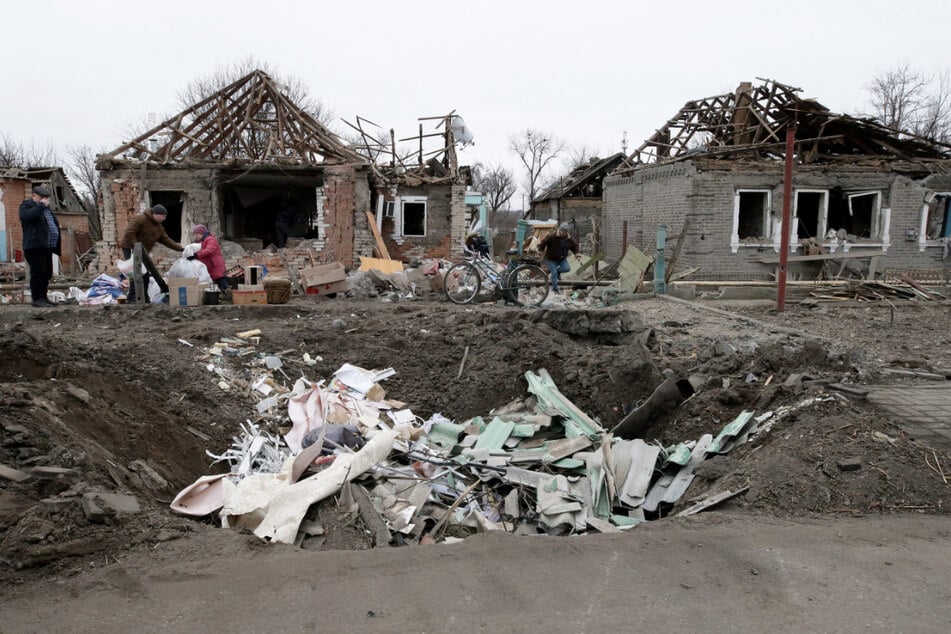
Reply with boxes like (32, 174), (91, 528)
(827, 191), (880, 239)
(402, 200), (426, 236)
(794, 190), (827, 239)
(736, 191), (771, 239)
(925, 194), (951, 240)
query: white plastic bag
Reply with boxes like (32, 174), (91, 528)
(167, 254), (212, 285)
(116, 257), (146, 275)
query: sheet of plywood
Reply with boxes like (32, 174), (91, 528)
(358, 256), (404, 274)
(617, 246), (653, 291)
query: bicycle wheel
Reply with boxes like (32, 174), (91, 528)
(444, 262), (482, 304)
(505, 264), (550, 307)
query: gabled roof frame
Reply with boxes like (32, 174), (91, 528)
(102, 70), (366, 165)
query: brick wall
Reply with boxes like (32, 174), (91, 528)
(1, 178), (30, 261)
(603, 160), (951, 279)
(381, 182), (461, 261)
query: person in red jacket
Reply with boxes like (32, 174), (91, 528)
(189, 225), (228, 292)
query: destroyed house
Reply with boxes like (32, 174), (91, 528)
(602, 80), (951, 280)
(532, 152), (625, 239)
(95, 70), (375, 268)
(347, 114), (472, 262)
(0, 166), (92, 274)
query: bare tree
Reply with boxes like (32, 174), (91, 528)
(562, 143), (601, 171)
(66, 144), (101, 206)
(177, 56), (335, 127)
(865, 63), (951, 143)
(472, 162), (517, 221)
(509, 129), (565, 215)
(0, 133), (57, 168)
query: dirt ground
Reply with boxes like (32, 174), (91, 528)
(1, 292), (949, 631)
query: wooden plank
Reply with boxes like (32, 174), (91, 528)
(365, 210), (391, 260)
(677, 486), (750, 516)
(664, 218), (691, 284)
(756, 250), (885, 264)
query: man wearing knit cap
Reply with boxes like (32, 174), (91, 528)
(190, 224), (228, 292)
(19, 184), (61, 307)
(119, 204), (184, 301)
(537, 222), (580, 293)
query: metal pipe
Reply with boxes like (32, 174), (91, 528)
(777, 126), (796, 312)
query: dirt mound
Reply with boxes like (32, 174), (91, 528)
(0, 298), (948, 581)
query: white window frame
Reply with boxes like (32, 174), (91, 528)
(791, 189), (829, 251)
(918, 192), (951, 252)
(399, 196), (427, 238)
(731, 189), (773, 253)
(822, 190), (889, 253)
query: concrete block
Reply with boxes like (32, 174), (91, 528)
(82, 491), (141, 523)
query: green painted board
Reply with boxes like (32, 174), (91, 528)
(708, 410), (756, 454)
(474, 418), (516, 451)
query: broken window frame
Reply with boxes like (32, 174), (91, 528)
(917, 192), (951, 251)
(730, 189), (773, 253)
(399, 196), (427, 238)
(792, 189), (829, 249)
(823, 190), (889, 252)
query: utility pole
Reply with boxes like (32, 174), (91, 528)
(777, 125), (796, 312)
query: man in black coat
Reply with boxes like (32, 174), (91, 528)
(19, 184), (61, 307)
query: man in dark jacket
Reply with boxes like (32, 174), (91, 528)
(119, 204), (183, 302)
(19, 185), (61, 307)
(537, 222), (579, 292)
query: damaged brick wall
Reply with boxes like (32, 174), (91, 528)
(603, 160), (951, 279)
(1, 179), (31, 262)
(96, 165), (216, 271)
(381, 182), (466, 261)
(321, 165), (357, 266)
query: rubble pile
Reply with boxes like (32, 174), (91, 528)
(172, 331), (853, 546)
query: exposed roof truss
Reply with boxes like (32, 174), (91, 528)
(622, 79), (951, 171)
(103, 70), (365, 165)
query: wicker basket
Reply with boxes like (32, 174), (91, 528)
(263, 277), (291, 304)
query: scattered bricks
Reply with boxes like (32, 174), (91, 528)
(82, 491), (141, 523)
(836, 458), (863, 472)
(40, 497), (76, 513)
(30, 466), (79, 479)
(65, 384), (91, 404)
(128, 460), (169, 489)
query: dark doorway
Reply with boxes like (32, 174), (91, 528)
(149, 191), (185, 242)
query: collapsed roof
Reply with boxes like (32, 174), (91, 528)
(619, 79), (951, 173)
(535, 153), (626, 202)
(101, 70), (366, 165)
(342, 112), (472, 186)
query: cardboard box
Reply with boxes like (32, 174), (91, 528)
(300, 262), (346, 289)
(232, 290), (268, 305)
(168, 278), (204, 307)
(238, 283), (265, 291)
(304, 279), (349, 296)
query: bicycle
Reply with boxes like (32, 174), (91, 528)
(444, 252), (550, 306)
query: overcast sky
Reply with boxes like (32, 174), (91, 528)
(4, 0), (950, 204)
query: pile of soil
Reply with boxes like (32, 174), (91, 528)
(0, 297), (947, 584)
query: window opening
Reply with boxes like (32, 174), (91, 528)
(794, 191), (825, 239)
(827, 190), (879, 239)
(402, 200), (426, 236)
(925, 194), (951, 240)
(737, 191), (770, 239)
